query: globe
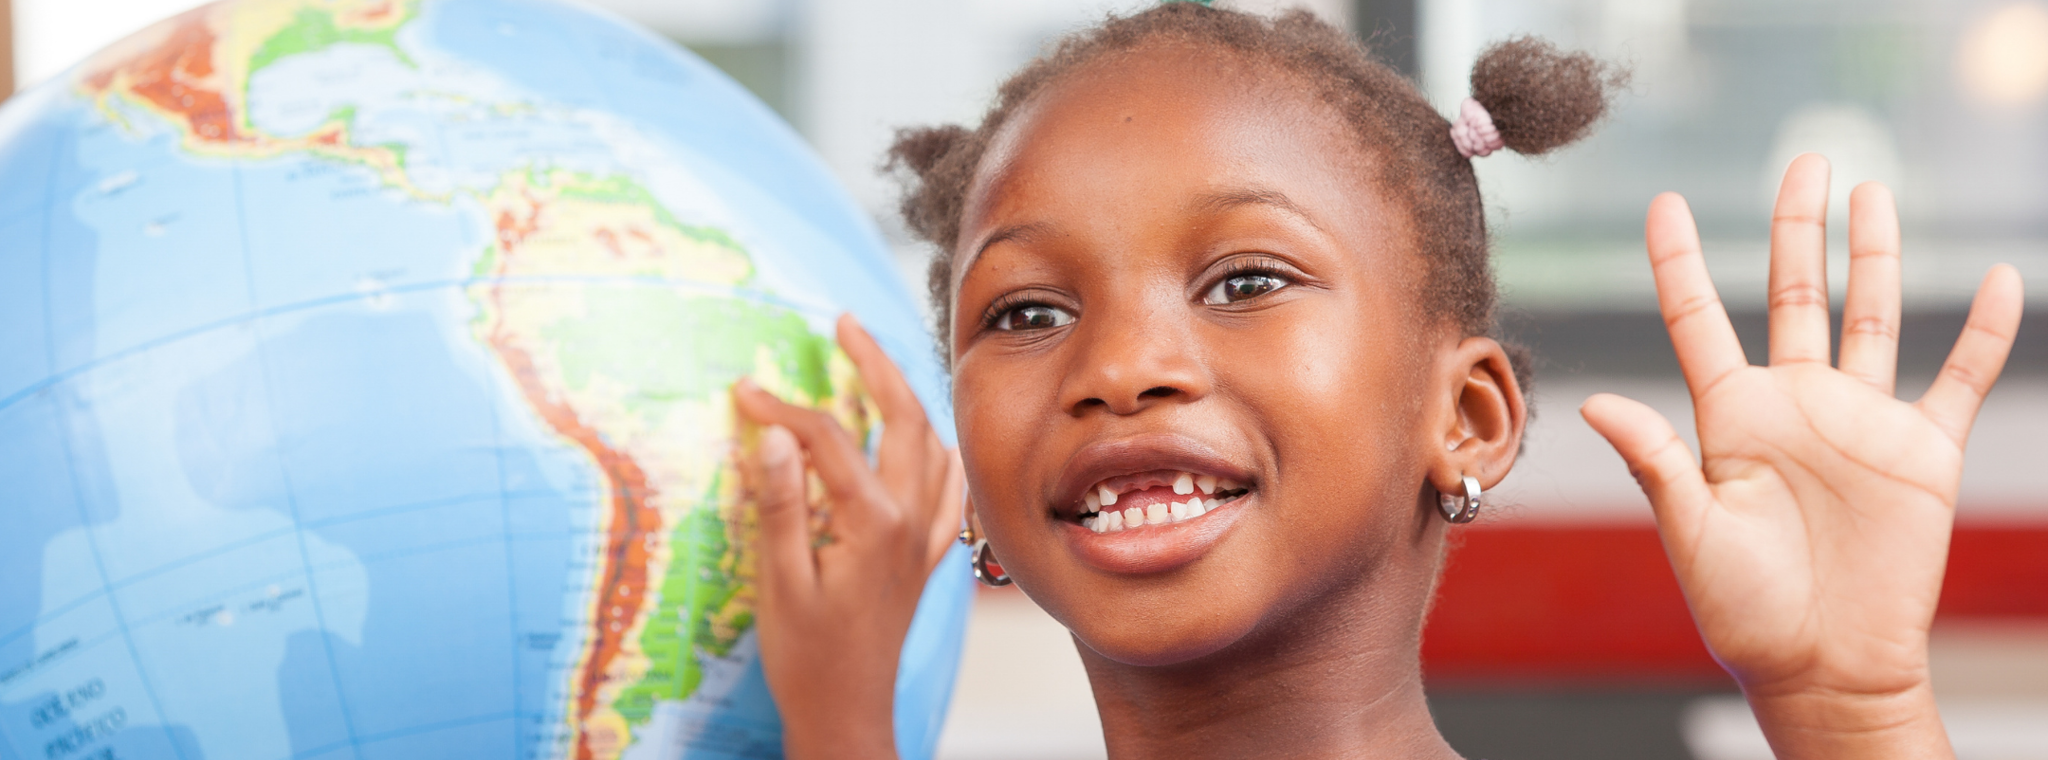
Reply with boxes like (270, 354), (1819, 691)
(0, 1), (972, 758)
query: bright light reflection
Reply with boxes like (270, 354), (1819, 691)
(1957, 1), (2048, 108)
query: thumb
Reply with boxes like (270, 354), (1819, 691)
(1580, 393), (1713, 539)
(747, 424), (817, 596)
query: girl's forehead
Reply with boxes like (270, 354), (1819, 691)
(981, 45), (1342, 175)
(955, 45), (1381, 272)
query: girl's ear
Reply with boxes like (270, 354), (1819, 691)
(1427, 337), (1528, 498)
(963, 495), (985, 542)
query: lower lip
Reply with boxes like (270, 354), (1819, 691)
(1061, 495), (1252, 575)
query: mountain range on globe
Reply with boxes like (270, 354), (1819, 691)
(0, 1), (970, 759)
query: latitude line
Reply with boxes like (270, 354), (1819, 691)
(0, 275), (834, 416)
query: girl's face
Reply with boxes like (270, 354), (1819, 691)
(950, 45), (1522, 667)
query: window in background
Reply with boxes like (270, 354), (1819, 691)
(1421, 0), (2048, 315)
(579, 0), (795, 123)
(11, 0), (206, 88)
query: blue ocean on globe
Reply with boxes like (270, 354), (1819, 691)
(0, 1), (971, 758)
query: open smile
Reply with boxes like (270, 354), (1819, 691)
(1073, 470), (1252, 532)
(1050, 435), (1261, 574)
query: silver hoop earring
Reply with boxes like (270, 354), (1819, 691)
(971, 539), (1012, 587)
(1437, 475), (1482, 524)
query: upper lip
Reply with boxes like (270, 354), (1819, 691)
(1051, 434), (1254, 518)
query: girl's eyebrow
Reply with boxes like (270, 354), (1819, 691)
(959, 221), (1056, 284)
(959, 189), (1329, 285)
(1191, 188), (1326, 233)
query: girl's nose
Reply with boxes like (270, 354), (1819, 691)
(1059, 301), (1212, 417)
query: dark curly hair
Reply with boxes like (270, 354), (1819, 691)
(886, 3), (1624, 391)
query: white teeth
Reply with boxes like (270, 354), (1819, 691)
(1084, 474), (1245, 532)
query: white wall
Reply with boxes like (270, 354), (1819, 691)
(12, 0), (206, 87)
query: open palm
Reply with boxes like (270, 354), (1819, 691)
(1582, 155), (2023, 756)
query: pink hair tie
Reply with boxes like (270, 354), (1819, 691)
(1450, 97), (1504, 158)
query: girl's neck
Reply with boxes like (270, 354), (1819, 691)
(1075, 540), (1463, 760)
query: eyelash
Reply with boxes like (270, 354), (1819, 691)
(979, 291), (1065, 331)
(1215, 256), (1288, 281)
(1203, 256), (1296, 303)
(976, 255), (1298, 332)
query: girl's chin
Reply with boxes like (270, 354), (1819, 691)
(1067, 615), (1255, 668)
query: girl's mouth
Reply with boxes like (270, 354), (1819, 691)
(1068, 470), (1253, 532)
(1049, 435), (1259, 574)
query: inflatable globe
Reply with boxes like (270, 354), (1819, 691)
(0, 1), (971, 758)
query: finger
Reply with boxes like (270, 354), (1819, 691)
(924, 448), (967, 571)
(838, 314), (935, 503)
(837, 314), (930, 429)
(1581, 394), (1714, 542)
(735, 378), (894, 525)
(1647, 192), (1749, 397)
(909, 429), (950, 531)
(744, 424), (817, 596)
(1917, 265), (2025, 446)
(1767, 153), (1834, 366)
(1838, 182), (1902, 394)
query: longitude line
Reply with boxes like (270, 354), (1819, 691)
(427, 100), (533, 760)
(227, 160), (367, 760)
(36, 128), (189, 760)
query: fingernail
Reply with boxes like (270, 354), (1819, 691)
(759, 425), (796, 467)
(735, 377), (761, 394)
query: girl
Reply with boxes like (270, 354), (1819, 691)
(730, 4), (2024, 758)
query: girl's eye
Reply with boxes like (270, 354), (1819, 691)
(993, 304), (1075, 331)
(1204, 273), (1288, 304)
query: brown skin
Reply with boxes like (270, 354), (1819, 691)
(946, 46), (1521, 758)
(736, 38), (2019, 760)
(732, 318), (966, 760)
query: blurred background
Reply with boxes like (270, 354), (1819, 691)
(5, 0), (2044, 757)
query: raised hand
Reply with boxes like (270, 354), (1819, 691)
(1581, 154), (2024, 760)
(732, 314), (964, 760)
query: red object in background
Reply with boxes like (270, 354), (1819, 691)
(1420, 523), (2048, 685)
